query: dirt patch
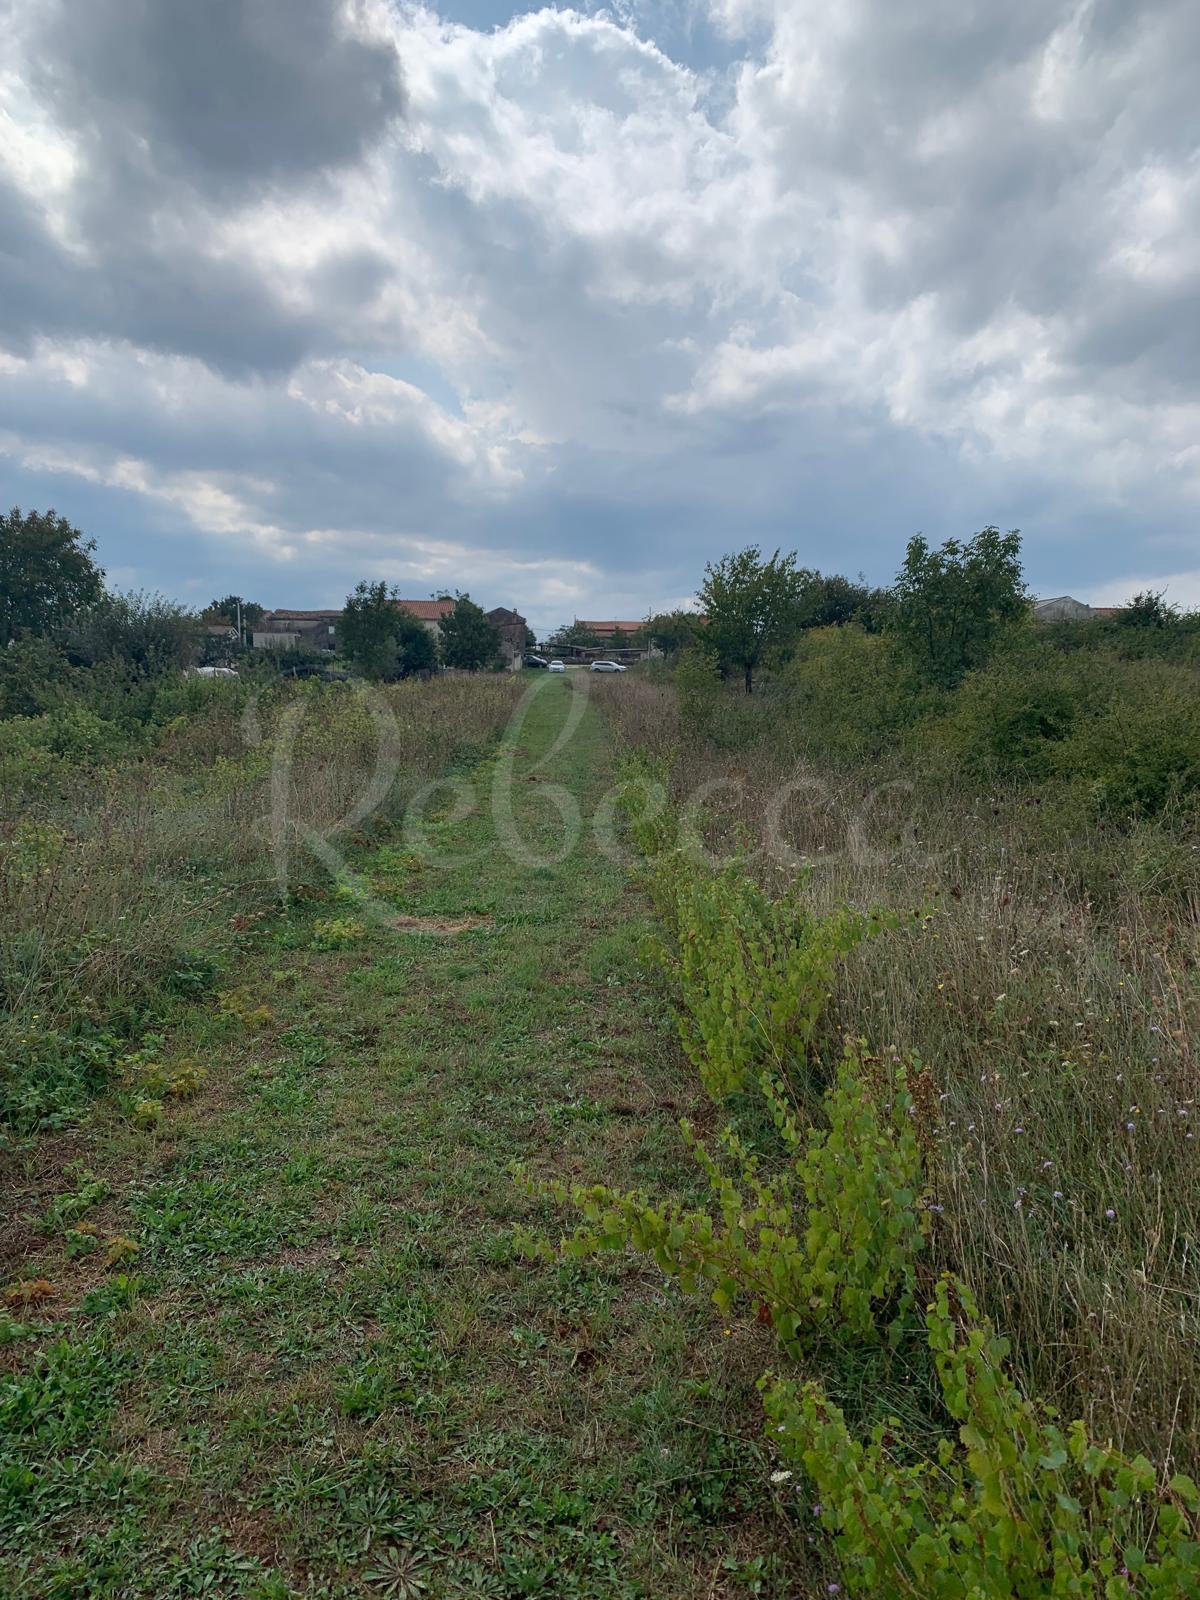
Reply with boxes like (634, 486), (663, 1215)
(389, 913), (492, 936)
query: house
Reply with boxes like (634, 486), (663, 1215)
(576, 619), (645, 646)
(252, 599), (456, 653)
(559, 619), (648, 664)
(395, 598), (455, 638)
(1033, 596), (1121, 623)
(487, 606), (529, 671)
(252, 609), (340, 651)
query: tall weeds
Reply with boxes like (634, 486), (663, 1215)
(589, 670), (1199, 1476)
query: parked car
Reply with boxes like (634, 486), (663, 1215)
(548, 660), (566, 673)
(193, 665), (239, 678)
(523, 654), (549, 668)
(589, 660), (627, 673)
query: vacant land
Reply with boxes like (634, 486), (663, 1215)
(1, 679), (806, 1599)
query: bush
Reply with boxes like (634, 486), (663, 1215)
(535, 1042), (928, 1353)
(778, 626), (927, 761)
(920, 646), (1200, 816)
(657, 857), (896, 1099)
(61, 591), (200, 675)
(764, 1274), (1200, 1599)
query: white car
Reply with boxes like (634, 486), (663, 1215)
(548, 659), (566, 673)
(193, 665), (239, 678)
(589, 660), (627, 673)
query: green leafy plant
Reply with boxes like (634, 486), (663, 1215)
(657, 859), (896, 1100)
(530, 1043), (927, 1352)
(763, 1274), (1200, 1598)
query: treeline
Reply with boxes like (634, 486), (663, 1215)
(644, 529), (1198, 693)
(648, 529), (1200, 825)
(0, 507), (515, 743)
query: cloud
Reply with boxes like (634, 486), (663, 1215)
(30, 0), (405, 194)
(0, 0), (1198, 633)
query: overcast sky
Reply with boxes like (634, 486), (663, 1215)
(1, 0), (1197, 632)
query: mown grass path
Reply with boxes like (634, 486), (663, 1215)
(2, 678), (806, 1599)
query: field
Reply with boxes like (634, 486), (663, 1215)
(2, 656), (1198, 1598)
(1, 675), (807, 1598)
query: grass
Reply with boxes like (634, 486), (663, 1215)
(0, 677), (812, 1599)
(592, 669), (1199, 1477)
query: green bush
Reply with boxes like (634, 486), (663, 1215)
(764, 1273), (1200, 1598)
(906, 639), (1200, 819)
(653, 856), (895, 1100)
(778, 626), (927, 760)
(1056, 661), (1200, 818)
(534, 1042), (928, 1352)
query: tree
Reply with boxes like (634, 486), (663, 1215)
(339, 582), (435, 679)
(439, 594), (502, 671)
(206, 594), (264, 634)
(62, 591), (200, 674)
(1119, 590), (1177, 629)
(547, 621), (603, 651)
(802, 573), (892, 633)
(890, 527), (1027, 688)
(639, 609), (703, 659)
(0, 506), (105, 644)
(697, 546), (811, 693)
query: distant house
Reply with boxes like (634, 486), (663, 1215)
(560, 618), (649, 663)
(487, 606), (528, 671)
(252, 599), (456, 653)
(252, 609), (340, 651)
(1033, 596), (1121, 623)
(576, 619), (644, 646)
(395, 598), (455, 638)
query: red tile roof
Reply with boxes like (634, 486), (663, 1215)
(577, 619), (644, 634)
(395, 598), (455, 621)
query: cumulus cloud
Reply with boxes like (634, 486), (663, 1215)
(0, 0), (1197, 630)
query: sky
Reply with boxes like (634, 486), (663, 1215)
(1, 0), (1197, 635)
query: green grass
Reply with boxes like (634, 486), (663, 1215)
(0, 679), (810, 1598)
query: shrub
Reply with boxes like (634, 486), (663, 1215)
(535, 1043), (927, 1352)
(654, 856), (896, 1100)
(764, 1274), (1200, 1599)
(778, 626), (926, 761)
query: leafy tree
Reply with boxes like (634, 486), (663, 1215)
(339, 581), (435, 679)
(0, 636), (75, 718)
(0, 506), (105, 643)
(890, 527), (1026, 688)
(803, 574), (892, 633)
(640, 610), (703, 658)
(697, 546), (811, 693)
(62, 591), (200, 674)
(547, 621), (603, 651)
(1119, 589), (1177, 629)
(524, 625), (537, 649)
(439, 594), (502, 671)
(206, 594), (264, 632)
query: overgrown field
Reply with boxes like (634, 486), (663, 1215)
(569, 644), (1200, 1593)
(0, 673), (521, 1136)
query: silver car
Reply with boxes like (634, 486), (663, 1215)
(589, 660), (627, 673)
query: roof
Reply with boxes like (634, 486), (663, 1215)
(487, 606), (526, 625)
(264, 608), (341, 622)
(576, 619), (644, 633)
(395, 598), (455, 621)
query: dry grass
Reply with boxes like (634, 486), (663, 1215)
(0, 675), (522, 1131)
(595, 671), (1200, 1474)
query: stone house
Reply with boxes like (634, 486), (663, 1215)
(486, 606), (529, 671)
